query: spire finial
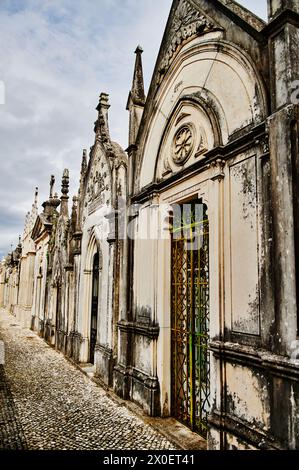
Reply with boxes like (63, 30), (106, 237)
(98, 92), (110, 110)
(130, 45), (145, 106)
(135, 45), (143, 54)
(49, 175), (55, 199)
(34, 187), (38, 206)
(95, 93), (111, 142)
(126, 45), (146, 146)
(61, 169), (69, 196)
(60, 169), (70, 217)
(81, 149), (87, 175)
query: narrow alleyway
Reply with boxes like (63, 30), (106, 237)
(0, 310), (176, 450)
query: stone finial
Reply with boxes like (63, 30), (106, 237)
(16, 235), (22, 258)
(34, 187), (38, 207)
(25, 211), (30, 229)
(61, 169), (69, 196)
(98, 92), (110, 111)
(60, 169), (70, 217)
(71, 195), (78, 231)
(28, 187), (39, 228)
(126, 45), (146, 147)
(95, 93), (111, 142)
(42, 175), (60, 217)
(127, 45), (145, 109)
(49, 175), (55, 199)
(81, 149), (87, 175)
(135, 45), (143, 54)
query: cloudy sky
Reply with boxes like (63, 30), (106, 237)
(0, 0), (267, 258)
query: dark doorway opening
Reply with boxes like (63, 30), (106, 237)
(90, 252), (99, 363)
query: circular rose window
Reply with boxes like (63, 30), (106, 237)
(173, 125), (194, 165)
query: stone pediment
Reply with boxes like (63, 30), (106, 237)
(155, 95), (217, 182)
(157, 0), (223, 84)
(31, 214), (52, 241)
(83, 144), (112, 222)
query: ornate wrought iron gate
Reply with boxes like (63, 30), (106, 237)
(90, 252), (99, 363)
(171, 200), (210, 438)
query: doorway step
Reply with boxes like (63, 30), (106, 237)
(78, 363), (96, 379)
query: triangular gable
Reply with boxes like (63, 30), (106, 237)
(31, 214), (52, 241)
(137, 0), (267, 144)
(157, 0), (223, 86)
(132, 0), (269, 192)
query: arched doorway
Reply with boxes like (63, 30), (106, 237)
(54, 279), (62, 349)
(56, 284), (61, 330)
(171, 199), (210, 438)
(90, 252), (99, 363)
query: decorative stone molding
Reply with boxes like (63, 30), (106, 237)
(209, 411), (282, 450)
(162, 157), (173, 178)
(129, 204), (140, 220)
(64, 263), (74, 272)
(210, 158), (226, 182)
(217, 0), (265, 32)
(210, 340), (299, 380)
(72, 231), (82, 255)
(255, 133), (270, 157)
(105, 210), (117, 244)
(118, 320), (160, 340)
(95, 343), (113, 358)
(113, 364), (161, 416)
(195, 134), (208, 158)
(131, 367), (160, 391)
(157, 0), (220, 84)
(175, 112), (190, 126)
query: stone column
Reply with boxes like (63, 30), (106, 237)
(208, 159), (226, 450)
(267, 1), (299, 354)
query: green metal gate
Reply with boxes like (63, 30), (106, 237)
(171, 200), (210, 438)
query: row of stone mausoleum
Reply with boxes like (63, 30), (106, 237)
(1, 0), (299, 450)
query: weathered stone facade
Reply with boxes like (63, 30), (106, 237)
(1, 0), (299, 450)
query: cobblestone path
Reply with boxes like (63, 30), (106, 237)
(0, 364), (27, 449)
(0, 310), (176, 450)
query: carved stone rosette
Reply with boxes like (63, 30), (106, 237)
(172, 124), (194, 165)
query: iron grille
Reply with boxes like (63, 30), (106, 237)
(171, 200), (210, 438)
